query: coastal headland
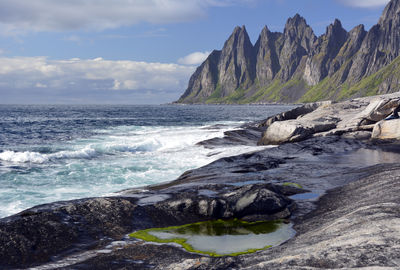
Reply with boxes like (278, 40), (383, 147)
(1, 93), (400, 269)
(177, 0), (400, 105)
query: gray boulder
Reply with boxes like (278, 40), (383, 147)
(259, 120), (336, 145)
(372, 119), (400, 140)
(258, 102), (326, 128)
(156, 184), (294, 222)
(356, 97), (400, 123)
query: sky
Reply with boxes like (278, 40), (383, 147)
(0, 0), (392, 104)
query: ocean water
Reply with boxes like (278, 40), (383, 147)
(0, 104), (294, 218)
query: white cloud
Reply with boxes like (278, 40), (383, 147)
(0, 0), (256, 33)
(178, 51), (211, 65)
(63, 35), (83, 43)
(337, 0), (390, 8)
(0, 56), (195, 93)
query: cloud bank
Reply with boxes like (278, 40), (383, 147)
(0, 0), (255, 32)
(337, 0), (390, 8)
(0, 57), (195, 103)
(178, 51), (211, 65)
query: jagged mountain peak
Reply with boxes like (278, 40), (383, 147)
(284, 14), (313, 34)
(379, 0), (400, 25)
(348, 0), (400, 80)
(257, 25), (276, 41)
(350, 24), (365, 34)
(231, 25), (248, 35)
(217, 24), (256, 98)
(333, 18), (342, 27)
(283, 13), (315, 49)
(224, 25), (252, 48)
(260, 25), (270, 35)
(177, 0), (400, 104)
(286, 13), (307, 26)
(325, 19), (347, 40)
(329, 19), (344, 31)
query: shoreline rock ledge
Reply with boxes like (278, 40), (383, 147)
(259, 93), (400, 144)
(1, 93), (400, 269)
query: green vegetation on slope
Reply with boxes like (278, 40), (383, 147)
(190, 54), (400, 104)
(298, 55), (400, 103)
(204, 77), (307, 104)
(339, 55), (400, 99)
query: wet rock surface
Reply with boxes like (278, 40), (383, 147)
(197, 126), (264, 148)
(2, 96), (400, 269)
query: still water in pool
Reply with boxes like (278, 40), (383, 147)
(130, 219), (296, 256)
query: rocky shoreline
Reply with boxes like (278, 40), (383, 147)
(2, 94), (400, 269)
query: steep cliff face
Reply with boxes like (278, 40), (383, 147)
(254, 26), (282, 86)
(178, 50), (221, 102)
(177, 0), (400, 104)
(279, 14), (316, 83)
(217, 26), (256, 97)
(348, 0), (400, 81)
(303, 19), (348, 86)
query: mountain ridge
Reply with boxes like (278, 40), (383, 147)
(176, 0), (400, 104)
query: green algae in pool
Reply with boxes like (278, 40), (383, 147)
(129, 219), (295, 257)
(282, 182), (303, 189)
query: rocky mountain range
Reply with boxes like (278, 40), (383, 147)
(176, 0), (400, 104)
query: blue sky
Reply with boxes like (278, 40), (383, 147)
(0, 0), (391, 104)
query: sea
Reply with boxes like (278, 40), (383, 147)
(0, 104), (294, 218)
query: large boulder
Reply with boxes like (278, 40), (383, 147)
(259, 101), (331, 128)
(155, 184), (294, 222)
(356, 97), (400, 123)
(371, 119), (400, 140)
(259, 120), (336, 145)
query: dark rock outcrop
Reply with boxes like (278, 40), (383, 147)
(0, 151), (295, 269)
(177, 0), (400, 104)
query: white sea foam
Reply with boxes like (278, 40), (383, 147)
(0, 147), (98, 164)
(51, 147), (98, 159)
(0, 123), (268, 218)
(0, 124), (229, 165)
(0, 150), (49, 163)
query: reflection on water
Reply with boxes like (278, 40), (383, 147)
(331, 148), (400, 167)
(131, 219), (295, 256)
(289, 193), (319, 200)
